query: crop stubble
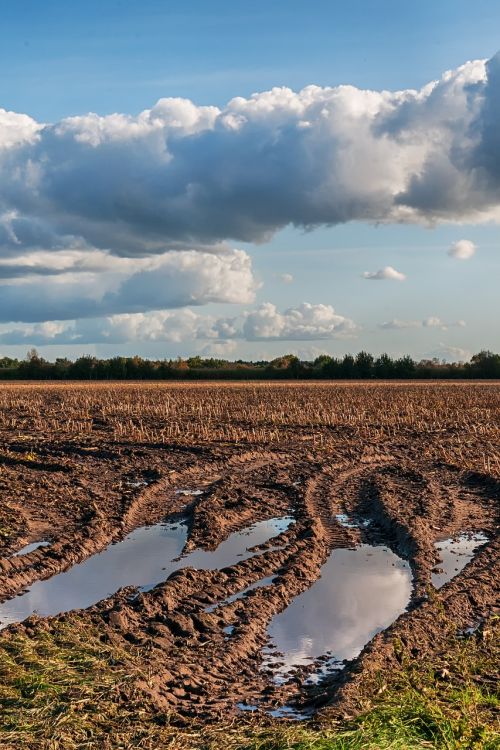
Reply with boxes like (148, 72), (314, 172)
(0, 381), (498, 722)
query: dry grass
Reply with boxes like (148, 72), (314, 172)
(0, 615), (497, 750)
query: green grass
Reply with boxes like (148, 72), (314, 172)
(0, 616), (497, 750)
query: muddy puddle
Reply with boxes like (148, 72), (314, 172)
(205, 575), (277, 614)
(10, 540), (51, 557)
(264, 544), (412, 683)
(432, 532), (488, 589)
(0, 516), (293, 630)
(237, 702), (311, 721)
(335, 513), (371, 529)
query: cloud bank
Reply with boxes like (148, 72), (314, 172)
(242, 302), (357, 341)
(379, 317), (466, 331)
(0, 248), (256, 323)
(0, 52), (498, 334)
(1, 55), (499, 259)
(0, 302), (357, 347)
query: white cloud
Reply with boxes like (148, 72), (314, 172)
(380, 317), (466, 330)
(431, 344), (472, 363)
(423, 316), (445, 328)
(362, 266), (406, 281)
(0, 301), (358, 346)
(242, 302), (357, 340)
(0, 52), (499, 328)
(378, 319), (420, 329)
(447, 239), (477, 260)
(279, 273), (294, 284)
(0, 309), (223, 346)
(200, 339), (238, 357)
(0, 248), (257, 323)
(295, 345), (330, 361)
(0, 108), (42, 149)
(0, 55), (498, 263)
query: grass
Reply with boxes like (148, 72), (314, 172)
(0, 616), (497, 750)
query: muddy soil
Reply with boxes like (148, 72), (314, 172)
(0, 382), (498, 722)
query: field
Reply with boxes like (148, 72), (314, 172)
(0, 382), (498, 750)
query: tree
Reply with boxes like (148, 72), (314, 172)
(469, 351), (500, 378)
(26, 348), (41, 362)
(340, 354), (356, 378)
(374, 353), (395, 379)
(394, 355), (416, 378)
(355, 351), (374, 378)
(68, 356), (99, 379)
(0, 356), (19, 370)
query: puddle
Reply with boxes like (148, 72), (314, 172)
(0, 516), (293, 630)
(205, 575), (277, 614)
(264, 544), (412, 682)
(236, 701), (310, 721)
(335, 514), (371, 529)
(304, 658), (344, 685)
(183, 517), (294, 572)
(432, 532), (488, 589)
(124, 475), (158, 489)
(460, 618), (484, 638)
(10, 541), (51, 558)
(268, 705), (311, 720)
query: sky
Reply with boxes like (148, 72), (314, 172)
(0, 0), (499, 362)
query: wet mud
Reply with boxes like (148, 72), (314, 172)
(0, 382), (498, 722)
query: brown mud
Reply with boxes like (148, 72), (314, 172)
(0, 382), (498, 722)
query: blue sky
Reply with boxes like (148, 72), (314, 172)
(2, 1), (500, 119)
(0, 1), (498, 361)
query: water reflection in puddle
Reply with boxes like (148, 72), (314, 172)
(265, 545), (412, 682)
(335, 514), (371, 529)
(11, 541), (51, 557)
(268, 705), (311, 720)
(432, 532), (488, 589)
(184, 517), (293, 572)
(205, 575), (277, 614)
(0, 516), (293, 630)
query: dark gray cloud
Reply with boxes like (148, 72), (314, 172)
(472, 52), (500, 187)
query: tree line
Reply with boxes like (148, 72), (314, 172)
(0, 349), (499, 380)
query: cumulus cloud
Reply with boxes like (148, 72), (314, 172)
(242, 302), (357, 340)
(378, 319), (420, 330)
(279, 273), (294, 284)
(447, 239), (477, 259)
(379, 317), (466, 330)
(1, 53), (499, 327)
(431, 344), (472, 363)
(0, 309), (226, 347)
(0, 302), (358, 346)
(422, 316), (467, 329)
(0, 248), (257, 323)
(362, 266), (406, 281)
(0, 55), (499, 262)
(200, 340), (238, 357)
(0, 108), (42, 149)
